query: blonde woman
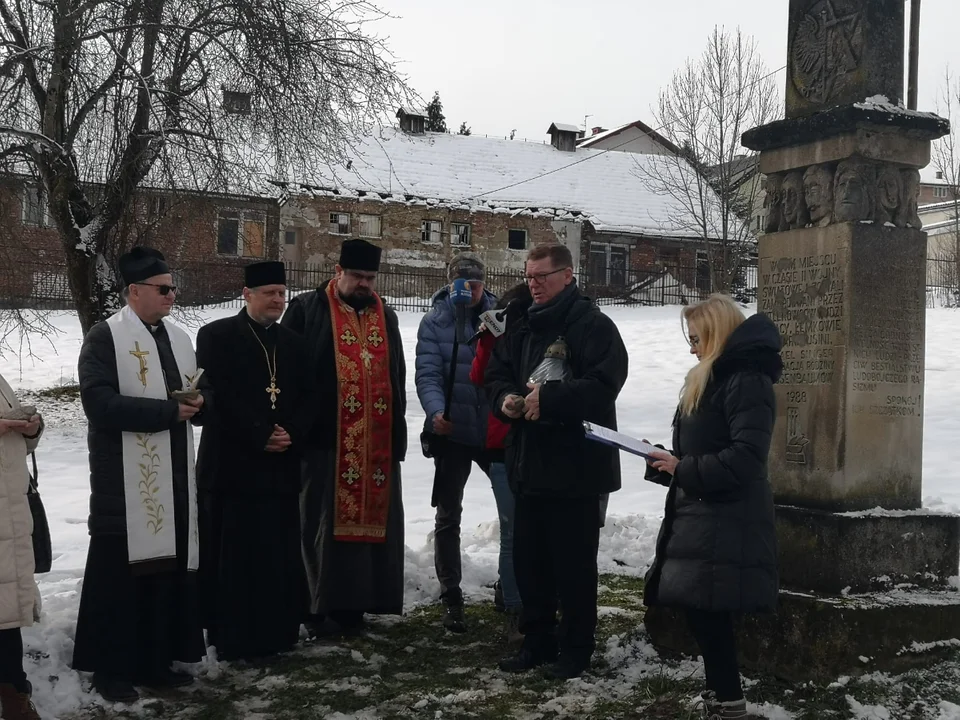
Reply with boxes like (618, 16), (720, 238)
(643, 295), (779, 720)
(0, 372), (43, 720)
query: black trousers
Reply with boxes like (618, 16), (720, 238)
(686, 609), (743, 702)
(514, 493), (601, 659)
(432, 441), (490, 600)
(0, 628), (26, 693)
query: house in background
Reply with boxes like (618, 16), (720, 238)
(278, 110), (727, 300)
(576, 119), (680, 156)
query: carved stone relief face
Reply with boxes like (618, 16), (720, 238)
(875, 166), (903, 225)
(782, 171), (809, 230)
(763, 174), (784, 233)
(898, 168), (922, 229)
(803, 164), (834, 227)
(834, 159), (877, 223)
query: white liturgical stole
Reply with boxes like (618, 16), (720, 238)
(106, 306), (199, 571)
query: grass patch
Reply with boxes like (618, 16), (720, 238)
(34, 383), (80, 400)
(62, 574), (960, 719)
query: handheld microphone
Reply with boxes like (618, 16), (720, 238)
(467, 300), (514, 344)
(451, 278), (473, 343)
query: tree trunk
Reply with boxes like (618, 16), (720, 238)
(65, 249), (103, 336)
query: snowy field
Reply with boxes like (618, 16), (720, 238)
(3, 302), (960, 718)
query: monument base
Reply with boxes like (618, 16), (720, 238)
(644, 589), (960, 683)
(776, 505), (960, 594)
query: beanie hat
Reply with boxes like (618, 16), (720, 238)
(448, 252), (485, 283)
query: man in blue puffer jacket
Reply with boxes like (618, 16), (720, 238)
(416, 253), (497, 633)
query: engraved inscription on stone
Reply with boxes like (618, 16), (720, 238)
(850, 258), (924, 417)
(759, 252), (844, 387)
(791, 0), (863, 105)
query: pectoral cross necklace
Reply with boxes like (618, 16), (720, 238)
(248, 325), (280, 409)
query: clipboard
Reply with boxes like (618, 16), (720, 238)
(583, 421), (661, 459)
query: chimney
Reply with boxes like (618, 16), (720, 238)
(397, 107), (426, 135)
(547, 123), (581, 152)
(591, 126), (607, 136)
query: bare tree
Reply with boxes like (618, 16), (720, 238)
(635, 27), (779, 294)
(930, 68), (960, 306)
(0, 0), (411, 334)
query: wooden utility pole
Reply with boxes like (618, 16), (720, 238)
(908, 0), (922, 109)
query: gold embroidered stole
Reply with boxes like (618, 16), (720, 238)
(326, 282), (394, 543)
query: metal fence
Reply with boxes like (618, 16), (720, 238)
(927, 256), (960, 307)
(0, 256), (755, 312)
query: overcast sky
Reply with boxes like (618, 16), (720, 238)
(377, 0), (960, 142)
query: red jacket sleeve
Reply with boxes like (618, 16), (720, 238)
(470, 332), (495, 386)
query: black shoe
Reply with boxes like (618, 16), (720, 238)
(498, 639), (559, 673)
(493, 581), (505, 613)
(92, 672), (139, 703)
(442, 603), (467, 633)
(543, 653), (591, 680)
(140, 668), (194, 689)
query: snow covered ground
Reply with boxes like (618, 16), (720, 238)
(4, 302), (960, 718)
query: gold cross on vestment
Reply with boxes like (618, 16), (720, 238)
(340, 329), (358, 346)
(373, 468), (386, 487)
(360, 348), (373, 368)
(374, 397), (388, 415)
(367, 327), (384, 347)
(344, 395), (362, 413)
(266, 380), (281, 409)
(129, 342), (150, 388)
(342, 467), (360, 485)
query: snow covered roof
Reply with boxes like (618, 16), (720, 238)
(397, 107), (427, 118)
(283, 128), (716, 239)
(921, 165), (951, 185)
(577, 119), (680, 155)
(548, 122), (581, 134)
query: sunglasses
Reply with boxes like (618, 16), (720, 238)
(136, 282), (177, 296)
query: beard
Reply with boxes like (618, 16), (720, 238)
(339, 290), (376, 311)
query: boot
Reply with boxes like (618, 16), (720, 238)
(0, 683), (39, 720)
(139, 667), (194, 690)
(498, 635), (558, 673)
(92, 672), (139, 703)
(542, 652), (591, 680)
(693, 690), (722, 720)
(717, 698), (751, 719)
(441, 590), (466, 634)
(493, 581), (505, 613)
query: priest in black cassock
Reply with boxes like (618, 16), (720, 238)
(74, 247), (207, 703)
(196, 261), (312, 661)
(282, 238), (407, 636)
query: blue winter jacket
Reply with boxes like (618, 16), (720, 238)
(415, 286), (497, 448)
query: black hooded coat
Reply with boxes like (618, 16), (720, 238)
(643, 313), (782, 613)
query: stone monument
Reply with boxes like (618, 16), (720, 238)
(644, 0), (960, 681)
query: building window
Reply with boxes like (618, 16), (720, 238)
(148, 195), (167, 219)
(223, 90), (252, 115)
(696, 250), (711, 295)
(22, 186), (51, 227)
(589, 244), (628, 287)
(359, 214), (382, 238)
(935, 187), (948, 199)
(329, 213), (350, 235)
(217, 210), (266, 258)
(508, 229), (527, 250)
(451, 223), (471, 247)
(421, 220), (442, 244)
(284, 229), (298, 246)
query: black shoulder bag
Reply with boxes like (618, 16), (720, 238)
(27, 452), (52, 574)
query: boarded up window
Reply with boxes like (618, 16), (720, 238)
(243, 216), (265, 258)
(359, 214), (381, 238)
(217, 212), (240, 255)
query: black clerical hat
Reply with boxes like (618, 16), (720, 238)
(119, 247), (169, 285)
(244, 261), (286, 288)
(339, 238), (382, 272)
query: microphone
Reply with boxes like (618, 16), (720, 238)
(467, 301), (514, 344)
(451, 278), (473, 343)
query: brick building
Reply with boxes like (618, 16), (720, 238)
(278, 111), (725, 301)
(0, 177), (280, 306)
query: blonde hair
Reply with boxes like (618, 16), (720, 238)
(679, 294), (746, 416)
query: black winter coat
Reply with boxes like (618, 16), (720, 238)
(195, 310), (314, 495)
(281, 281), (408, 462)
(643, 313), (781, 613)
(78, 320), (208, 537)
(485, 283), (628, 497)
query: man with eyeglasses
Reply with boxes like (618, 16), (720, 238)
(282, 238), (407, 637)
(485, 243), (628, 680)
(74, 247), (207, 702)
